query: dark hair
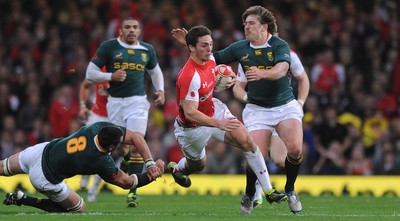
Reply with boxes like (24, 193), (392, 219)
(121, 17), (139, 27)
(185, 25), (212, 47)
(242, 6), (277, 35)
(98, 125), (123, 149)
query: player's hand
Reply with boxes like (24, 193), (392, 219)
(155, 159), (165, 173)
(171, 28), (188, 46)
(146, 164), (163, 181)
(218, 117), (241, 132)
(154, 90), (165, 106)
(226, 73), (236, 88)
(112, 68), (127, 82)
(79, 107), (90, 121)
(245, 67), (264, 81)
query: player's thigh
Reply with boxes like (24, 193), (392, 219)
(2, 152), (23, 175)
(250, 129), (272, 157)
(270, 135), (287, 167)
(224, 124), (254, 151)
(276, 118), (303, 155)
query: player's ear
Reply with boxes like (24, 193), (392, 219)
(188, 45), (195, 53)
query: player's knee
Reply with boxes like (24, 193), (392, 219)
(271, 158), (285, 168)
(67, 196), (86, 213)
(288, 147), (302, 158)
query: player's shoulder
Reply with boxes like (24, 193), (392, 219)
(290, 50), (300, 59)
(138, 41), (155, 51)
(228, 39), (250, 49)
(100, 38), (119, 47)
(269, 35), (289, 46)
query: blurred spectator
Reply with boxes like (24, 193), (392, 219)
(48, 84), (79, 138)
(314, 106), (349, 160)
(0, 131), (14, 159)
(310, 48), (346, 99)
(313, 141), (346, 175)
(346, 141), (372, 175)
(204, 139), (239, 174)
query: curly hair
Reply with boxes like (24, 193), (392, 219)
(242, 6), (277, 35)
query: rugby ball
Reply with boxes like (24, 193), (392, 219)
(214, 64), (234, 92)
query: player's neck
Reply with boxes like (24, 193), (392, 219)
(191, 55), (208, 65)
(118, 36), (139, 45)
(251, 32), (270, 46)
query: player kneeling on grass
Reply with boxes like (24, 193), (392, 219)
(0, 122), (164, 213)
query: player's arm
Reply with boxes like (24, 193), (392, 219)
(86, 62), (127, 83)
(295, 71), (310, 107)
(78, 79), (91, 120)
(111, 160), (165, 189)
(181, 100), (241, 131)
(245, 61), (289, 81)
(233, 81), (248, 103)
(171, 28), (188, 46)
(147, 64), (165, 106)
(232, 64), (249, 103)
(290, 51), (310, 107)
(122, 129), (163, 180)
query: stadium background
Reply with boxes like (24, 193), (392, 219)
(0, 0), (399, 196)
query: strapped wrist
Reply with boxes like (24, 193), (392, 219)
(144, 158), (155, 168)
(243, 94), (248, 103)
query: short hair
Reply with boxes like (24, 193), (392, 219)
(242, 6), (277, 35)
(98, 125), (123, 149)
(185, 25), (212, 47)
(121, 17), (139, 27)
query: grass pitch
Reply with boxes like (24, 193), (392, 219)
(0, 192), (399, 221)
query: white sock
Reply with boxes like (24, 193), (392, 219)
(243, 146), (272, 193)
(254, 180), (263, 201)
(175, 158), (187, 173)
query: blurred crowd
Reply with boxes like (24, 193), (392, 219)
(0, 0), (399, 176)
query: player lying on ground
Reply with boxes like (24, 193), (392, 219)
(1, 122), (164, 213)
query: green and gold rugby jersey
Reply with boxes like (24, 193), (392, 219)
(41, 122), (126, 184)
(91, 38), (158, 97)
(214, 35), (293, 108)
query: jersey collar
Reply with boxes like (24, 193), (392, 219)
(94, 135), (108, 153)
(249, 33), (272, 49)
(117, 37), (148, 50)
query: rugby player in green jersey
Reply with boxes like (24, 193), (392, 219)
(1, 122), (164, 213)
(85, 17), (165, 207)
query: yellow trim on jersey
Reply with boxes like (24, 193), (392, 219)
(128, 157), (144, 163)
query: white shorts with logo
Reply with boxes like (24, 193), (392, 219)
(87, 111), (108, 125)
(107, 95), (150, 134)
(174, 98), (235, 161)
(243, 99), (304, 133)
(19, 142), (71, 202)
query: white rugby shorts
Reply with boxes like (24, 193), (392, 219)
(243, 99), (303, 132)
(107, 95), (150, 134)
(19, 142), (71, 202)
(174, 98), (235, 160)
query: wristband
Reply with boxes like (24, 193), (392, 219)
(297, 99), (305, 106)
(80, 100), (86, 109)
(144, 158), (155, 168)
(243, 94), (248, 103)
